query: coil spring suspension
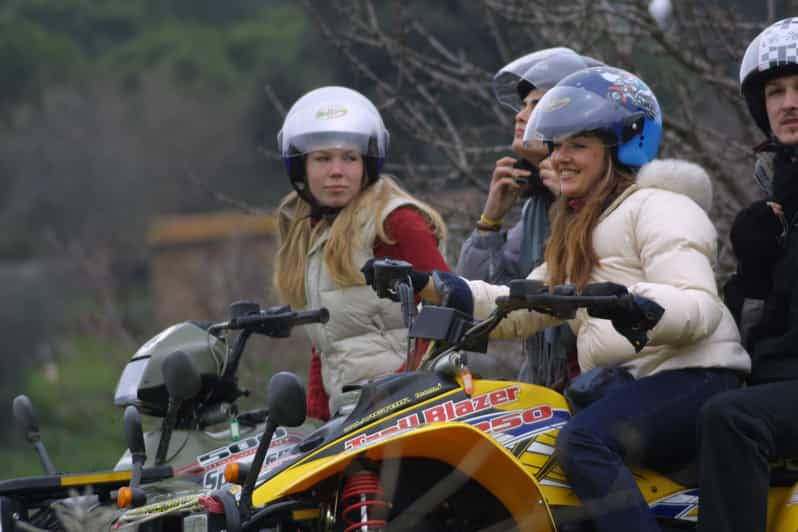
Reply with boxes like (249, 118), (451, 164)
(341, 469), (387, 532)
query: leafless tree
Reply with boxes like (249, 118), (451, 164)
(303, 0), (777, 279)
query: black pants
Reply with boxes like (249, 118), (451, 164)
(697, 381), (798, 532)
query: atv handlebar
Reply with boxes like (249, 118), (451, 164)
(209, 306), (329, 336)
(227, 308), (330, 332)
(416, 278), (645, 363)
(207, 303), (329, 386)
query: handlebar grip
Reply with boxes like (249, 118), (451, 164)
(227, 307), (329, 330)
(292, 308), (330, 326)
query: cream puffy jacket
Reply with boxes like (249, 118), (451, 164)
(301, 186), (429, 409)
(468, 159), (751, 379)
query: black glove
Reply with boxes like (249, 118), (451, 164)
(361, 258), (430, 302)
(730, 200), (784, 264)
(582, 282), (664, 352)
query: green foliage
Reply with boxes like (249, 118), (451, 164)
(0, 0), (312, 101)
(226, 7), (305, 72)
(15, 0), (144, 54)
(102, 4), (307, 91)
(138, 0), (266, 27)
(0, 15), (83, 113)
(1, 336), (128, 479)
(104, 24), (240, 89)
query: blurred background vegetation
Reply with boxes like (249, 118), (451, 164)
(0, 0), (338, 477)
(0, 0), (794, 478)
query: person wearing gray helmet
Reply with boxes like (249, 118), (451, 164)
(456, 48), (602, 387)
(697, 17), (798, 532)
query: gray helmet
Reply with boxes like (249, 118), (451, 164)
(493, 48), (605, 111)
(740, 17), (798, 136)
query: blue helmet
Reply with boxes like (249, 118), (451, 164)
(524, 66), (662, 167)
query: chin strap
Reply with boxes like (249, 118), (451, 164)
(310, 204), (343, 220)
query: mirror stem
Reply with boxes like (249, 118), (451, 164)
(154, 399), (180, 465)
(238, 419), (277, 521)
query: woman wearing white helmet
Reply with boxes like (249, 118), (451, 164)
(273, 86), (448, 419)
(698, 17), (798, 532)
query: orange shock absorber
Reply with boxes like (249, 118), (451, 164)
(341, 469), (387, 532)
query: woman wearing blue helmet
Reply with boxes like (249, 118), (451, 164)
(518, 66), (748, 531)
(458, 47), (603, 387)
(369, 67), (749, 530)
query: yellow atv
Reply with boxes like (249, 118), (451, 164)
(112, 267), (798, 531)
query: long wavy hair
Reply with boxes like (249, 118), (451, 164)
(273, 175), (446, 308)
(544, 144), (637, 290)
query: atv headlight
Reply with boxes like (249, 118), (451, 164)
(114, 357), (149, 407)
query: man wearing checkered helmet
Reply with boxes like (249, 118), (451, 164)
(697, 17), (798, 532)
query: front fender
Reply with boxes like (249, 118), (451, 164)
(253, 421), (555, 531)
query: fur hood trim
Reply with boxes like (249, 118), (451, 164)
(636, 158), (713, 213)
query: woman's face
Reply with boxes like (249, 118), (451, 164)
(549, 134), (608, 199)
(305, 148), (365, 208)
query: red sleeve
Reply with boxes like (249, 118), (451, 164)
(373, 207), (449, 272)
(306, 346), (330, 421)
(373, 207), (449, 371)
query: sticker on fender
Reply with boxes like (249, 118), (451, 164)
(344, 386), (520, 449)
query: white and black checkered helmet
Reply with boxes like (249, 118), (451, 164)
(740, 17), (798, 135)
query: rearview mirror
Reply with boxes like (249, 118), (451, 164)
(162, 350), (202, 402)
(267, 372), (306, 428)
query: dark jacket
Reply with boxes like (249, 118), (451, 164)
(733, 148), (798, 384)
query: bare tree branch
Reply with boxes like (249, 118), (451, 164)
(304, 0), (771, 274)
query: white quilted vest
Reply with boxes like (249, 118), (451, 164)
(303, 191), (430, 409)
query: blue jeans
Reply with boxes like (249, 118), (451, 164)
(556, 368), (741, 532)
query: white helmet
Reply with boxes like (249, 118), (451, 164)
(493, 47), (604, 112)
(277, 86), (390, 201)
(740, 17), (798, 136)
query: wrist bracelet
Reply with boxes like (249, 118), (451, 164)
(478, 213), (503, 228)
(476, 220), (502, 232)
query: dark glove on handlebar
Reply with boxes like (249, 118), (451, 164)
(582, 282), (665, 352)
(360, 258), (431, 302)
(432, 271), (474, 317)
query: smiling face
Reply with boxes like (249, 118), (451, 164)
(512, 88), (549, 164)
(549, 134), (608, 199)
(765, 74), (798, 145)
(305, 148), (365, 208)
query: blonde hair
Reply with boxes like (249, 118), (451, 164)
(273, 176), (446, 308)
(544, 150), (636, 290)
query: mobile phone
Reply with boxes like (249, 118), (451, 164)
(512, 158), (549, 198)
